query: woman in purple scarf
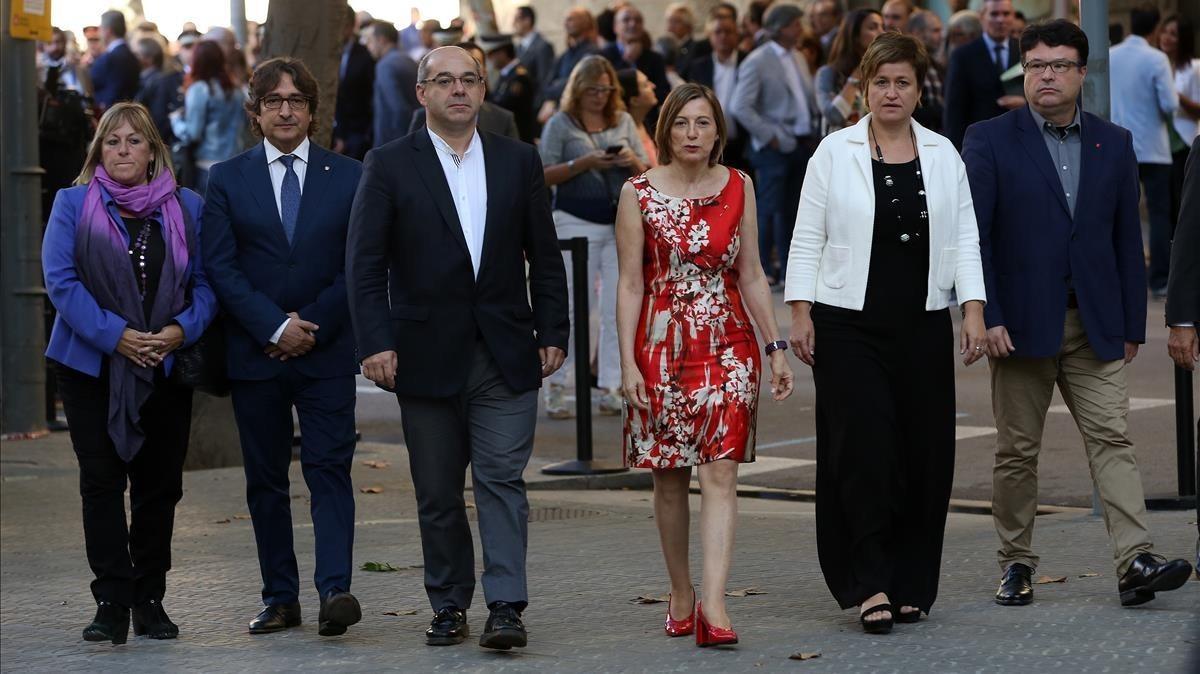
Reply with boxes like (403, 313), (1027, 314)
(42, 102), (217, 644)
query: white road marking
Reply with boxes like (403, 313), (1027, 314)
(1048, 397), (1173, 414)
(956, 425), (997, 440)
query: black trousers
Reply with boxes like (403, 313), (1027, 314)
(57, 363), (193, 607)
(811, 306), (955, 613)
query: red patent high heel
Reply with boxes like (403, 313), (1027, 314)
(695, 602), (738, 647)
(664, 588), (695, 637)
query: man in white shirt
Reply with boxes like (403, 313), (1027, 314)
(730, 3), (818, 285)
(201, 58), (365, 639)
(348, 46), (569, 652)
(1110, 4), (1180, 297)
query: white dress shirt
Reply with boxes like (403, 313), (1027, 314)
(428, 127), (488, 278)
(768, 41), (813, 138)
(265, 137), (311, 343)
(712, 51), (740, 139)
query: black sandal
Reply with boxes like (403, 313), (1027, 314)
(895, 607), (921, 624)
(859, 602), (893, 634)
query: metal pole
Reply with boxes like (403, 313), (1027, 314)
(1, 0), (48, 435)
(542, 237), (626, 476)
(1176, 368), (1197, 498)
(231, 0), (248, 48)
(1079, 0), (1108, 516)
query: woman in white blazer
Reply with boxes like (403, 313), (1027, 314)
(783, 33), (987, 635)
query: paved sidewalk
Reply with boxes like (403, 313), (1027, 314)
(2, 435), (1197, 672)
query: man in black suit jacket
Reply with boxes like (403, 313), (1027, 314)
(943, 0), (1024, 149)
(347, 47), (568, 651)
(133, 38), (184, 145)
(90, 10), (141, 111)
(483, 37), (538, 143)
(1167, 137), (1200, 371)
(333, 7), (374, 160)
(684, 13), (750, 171)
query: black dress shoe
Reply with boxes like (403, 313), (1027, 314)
(319, 592), (362, 636)
(479, 602), (527, 650)
(132, 599), (179, 639)
(426, 607), (469, 645)
(1118, 553), (1193, 607)
(248, 602), (302, 634)
(83, 601), (130, 645)
(995, 562), (1034, 606)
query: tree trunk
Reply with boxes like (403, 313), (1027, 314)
(183, 393), (244, 470)
(258, 0), (346, 149)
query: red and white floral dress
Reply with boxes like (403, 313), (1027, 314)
(624, 167), (759, 469)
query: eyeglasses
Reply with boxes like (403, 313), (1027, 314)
(261, 95), (310, 110)
(1023, 60), (1083, 74)
(584, 85), (616, 97)
(419, 74), (482, 89)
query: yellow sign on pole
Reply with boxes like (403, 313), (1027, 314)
(11, 0), (52, 41)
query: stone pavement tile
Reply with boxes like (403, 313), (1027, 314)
(3, 452), (1198, 672)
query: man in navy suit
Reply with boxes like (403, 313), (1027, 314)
(684, 12), (749, 172)
(963, 20), (1192, 610)
(365, 21), (419, 148)
(201, 58), (364, 637)
(89, 10), (140, 112)
(943, 0), (1023, 149)
(601, 5), (670, 130)
(333, 5), (375, 160)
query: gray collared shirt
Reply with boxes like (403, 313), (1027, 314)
(1029, 106), (1082, 217)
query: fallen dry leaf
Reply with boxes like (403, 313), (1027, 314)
(1078, 572), (1101, 578)
(360, 486), (384, 494)
(232, 514), (252, 520)
(213, 518), (231, 524)
(361, 561), (400, 572)
(382, 609), (419, 616)
(362, 460), (390, 469)
(1034, 575), (1067, 584)
(631, 595), (670, 604)
(725, 587), (768, 597)
(789, 651), (822, 661)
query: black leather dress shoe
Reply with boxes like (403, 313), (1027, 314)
(995, 563), (1034, 606)
(319, 592), (362, 636)
(1118, 553), (1193, 606)
(479, 602), (527, 650)
(426, 607), (469, 645)
(132, 599), (179, 639)
(248, 602), (302, 634)
(83, 601), (129, 644)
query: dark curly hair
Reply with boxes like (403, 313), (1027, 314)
(244, 57), (321, 138)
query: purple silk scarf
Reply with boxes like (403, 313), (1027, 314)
(74, 166), (191, 461)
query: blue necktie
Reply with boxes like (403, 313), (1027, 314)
(279, 154), (300, 244)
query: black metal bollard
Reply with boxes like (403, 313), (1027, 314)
(541, 237), (627, 476)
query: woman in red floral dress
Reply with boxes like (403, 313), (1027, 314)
(616, 84), (795, 647)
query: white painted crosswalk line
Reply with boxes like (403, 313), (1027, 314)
(1048, 397), (1173, 414)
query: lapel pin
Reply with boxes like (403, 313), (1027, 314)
(1095, 143), (1101, 149)
(324, 165), (330, 171)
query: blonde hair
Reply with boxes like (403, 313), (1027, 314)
(559, 55), (627, 128)
(75, 102), (175, 185)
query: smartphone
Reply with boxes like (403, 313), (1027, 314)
(605, 145), (623, 155)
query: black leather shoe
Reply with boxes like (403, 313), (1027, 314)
(248, 602), (302, 634)
(132, 599), (179, 639)
(83, 601), (129, 644)
(995, 563), (1034, 606)
(479, 602), (527, 650)
(426, 607), (469, 645)
(319, 592), (362, 636)
(1118, 553), (1193, 607)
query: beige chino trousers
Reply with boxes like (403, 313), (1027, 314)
(990, 308), (1153, 576)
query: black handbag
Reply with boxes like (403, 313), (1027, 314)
(170, 191), (230, 396)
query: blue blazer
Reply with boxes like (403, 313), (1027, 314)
(201, 142), (362, 380)
(90, 42), (141, 109)
(372, 49), (418, 148)
(962, 107), (1147, 361)
(42, 185), (217, 376)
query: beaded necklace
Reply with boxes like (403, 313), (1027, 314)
(127, 218), (153, 299)
(868, 123), (929, 244)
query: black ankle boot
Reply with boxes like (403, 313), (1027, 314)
(132, 599), (179, 639)
(83, 601), (130, 644)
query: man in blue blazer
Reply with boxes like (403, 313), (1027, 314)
(201, 58), (364, 637)
(943, 0), (1023, 150)
(963, 20), (1192, 609)
(90, 10), (141, 112)
(365, 21), (419, 148)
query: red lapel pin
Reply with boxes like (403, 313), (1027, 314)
(1095, 143), (1101, 148)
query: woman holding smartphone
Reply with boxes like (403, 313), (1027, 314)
(539, 55), (650, 420)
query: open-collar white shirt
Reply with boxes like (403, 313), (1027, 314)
(428, 127), (487, 278)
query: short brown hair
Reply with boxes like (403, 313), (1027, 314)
(245, 57), (320, 138)
(653, 83), (727, 167)
(859, 31), (930, 104)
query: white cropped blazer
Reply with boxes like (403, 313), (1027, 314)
(784, 114), (987, 311)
